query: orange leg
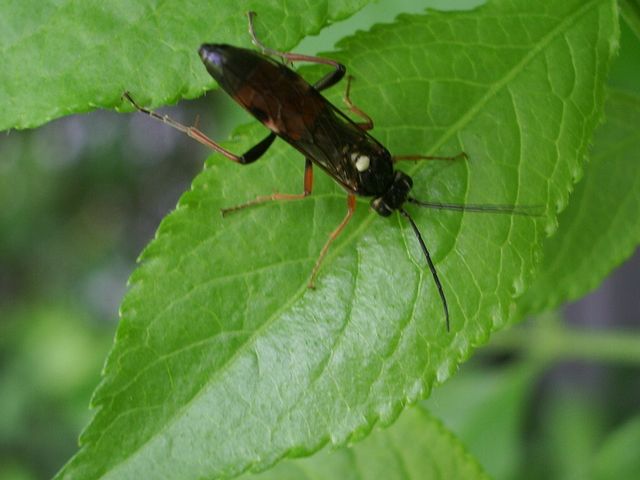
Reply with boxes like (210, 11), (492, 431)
(308, 194), (357, 288)
(342, 76), (373, 131)
(247, 12), (345, 92)
(221, 158), (313, 216)
(123, 91), (276, 165)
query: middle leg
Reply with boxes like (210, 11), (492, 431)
(308, 194), (357, 288)
(221, 157), (314, 216)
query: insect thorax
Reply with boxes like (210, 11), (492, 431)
(370, 171), (413, 216)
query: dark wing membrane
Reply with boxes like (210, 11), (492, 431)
(229, 52), (388, 194)
(235, 57), (366, 193)
(286, 103), (371, 193)
(286, 99), (395, 197)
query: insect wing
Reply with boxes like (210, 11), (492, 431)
(200, 44), (394, 196)
(300, 102), (395, 197)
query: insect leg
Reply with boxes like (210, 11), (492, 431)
(308, 194), (356, 288)
(221, 158), (314, 216)
(123, 92), (276, 164)
(239, 132), (277, 164)
(313, 63), (346, 92)
(247, 11), (345, 92)
(342, 75), (373, 131)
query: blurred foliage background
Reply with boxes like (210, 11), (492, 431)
(1, 1), (638, 479)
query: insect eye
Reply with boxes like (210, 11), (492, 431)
(350, 152), (371, 172)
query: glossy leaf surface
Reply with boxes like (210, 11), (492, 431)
(55, 1), (618, 478)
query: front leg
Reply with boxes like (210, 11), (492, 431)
(247, 11), (346, 93)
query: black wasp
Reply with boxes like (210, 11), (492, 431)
(124, 12), (538, 331)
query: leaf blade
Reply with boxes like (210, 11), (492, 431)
(520, 89), (640, 314)
(58, 1), (619, 479)
(0, 0), (369, 131)
(240, 406), (490, 480)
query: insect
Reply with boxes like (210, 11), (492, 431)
(124, 12), (539, 331)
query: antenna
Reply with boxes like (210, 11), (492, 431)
(399, 208), (450, 332)
(407, 197), (543, 216)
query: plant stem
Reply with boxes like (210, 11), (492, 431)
(488, 319), (640, 365)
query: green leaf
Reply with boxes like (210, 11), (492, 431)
(425, 362), (541, 480)
(592, 414), (640, 480)
(0, 0), (369, 131)
(620, 0), (640, 40)
(58, 1), (618, 479)
(238, 406), (489, 480)
(519, 89), (640, 314)
(525, 387), (606, 480)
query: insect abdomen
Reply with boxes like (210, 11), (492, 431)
(199, 44), (326, 141)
